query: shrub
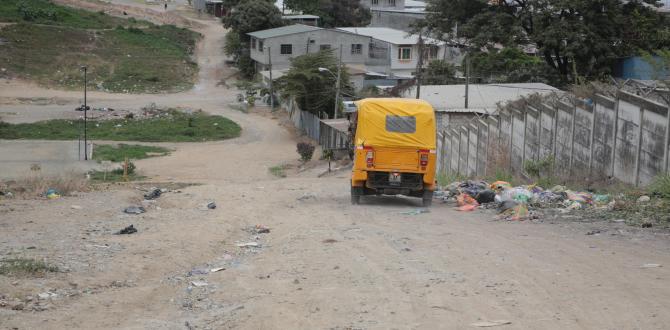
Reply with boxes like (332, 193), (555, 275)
(297, 142), (315, 162)
(649, 174), (670, 199)
(111, 161), (136, 175)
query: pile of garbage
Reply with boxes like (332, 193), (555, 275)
(439, 180), (617, 221)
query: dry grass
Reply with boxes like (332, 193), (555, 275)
(0, 258), (58, 276)
(2, 172), (89, 198)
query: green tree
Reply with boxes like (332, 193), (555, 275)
(424, 0), (670, 84)
(222, 0), (283, 78)
(284, 0), (370, 27)
(422, 59), (459, 85)
(469, 48), (555, 84)
(223, 0), (283, 38)
(642, 49), (670, 103)
(276, 50), (353, 118)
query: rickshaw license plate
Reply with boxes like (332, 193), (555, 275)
(389, 172), (402, 184)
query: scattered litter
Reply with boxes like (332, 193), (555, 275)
(144, 188), (162, 200)
(458, 204), (478, 212)
(124, 206), (146, 214)
(207, 202), (217, 209)
(637, 195), (651, 203)
(188, 268), (209, 276)
(236, 242), (259, 248)
(499, 204), (529, 221)
(323, 238), (338, 243)
(471, 320), (512, 327)
(640, 263), (662, 268)
(37, 292), (57, 300)
(297, 193), (317, 201)
(71, 205), (82, 210)
(190, 281), (208, 287)
(457, 194), (479, 211)
(46, 188), (60, 199)
(210, 267), (225, 273)
(255, 225), (270, 234)
(490, 181), (512, 191)
(475, 190), (496, 204)
(586, 230), (601, 235)
(593, 194), (610, 205)
(641, 222), (653, 228)
(116, 225), (137, 235)
(400, 208), (431, 215)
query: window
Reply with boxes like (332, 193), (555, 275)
(371, 0), (378, 4)
(351, 43), (363, 55)
(386, 116), (416, 133)
(388, 0), (395, 5)
(280, 44), (292, 55)
(423, 45), (439, 61)
(398, 46), (411, 60)
(258, 40), (264, 52)
(251, 38), (256, 50)
(320, 44), (331, 51)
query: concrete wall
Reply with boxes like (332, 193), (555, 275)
(439, 91), (670, 186)
(369, 10), (425, 32)
(250, 30), (372, 70)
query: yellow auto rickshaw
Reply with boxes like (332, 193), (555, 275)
(350, 98), (437, 206)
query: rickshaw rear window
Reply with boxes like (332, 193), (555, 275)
(385, 115), (416, 133)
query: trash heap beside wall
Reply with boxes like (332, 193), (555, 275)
(438, 90), (670, 186)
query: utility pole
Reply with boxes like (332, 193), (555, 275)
(334, 44), (342, 119)
(415, 32), (424, 99)
(82, 66), (88, 160)
(268, 47), (274, 111)
(464, 56), (470, 109)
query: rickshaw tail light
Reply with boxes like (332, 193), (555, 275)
(420, 153), (429, 166)
(365, 150), (374, 167)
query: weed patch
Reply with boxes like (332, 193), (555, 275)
(4, 172), (89, 198)
(0, 258), (58, 276)
(93, 144), (170, 162)
(649, 174), (670, 199)
(0, 110), (241, 142)
(269, 165), (287, 178)
(0, 0), (200, 93)
(437, 171), (466, 186)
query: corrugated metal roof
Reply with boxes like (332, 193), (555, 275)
(282, 14), (319, 19)
(336, 27), (442, 45)
(403, 83), (560, 113)
(248, 24), (321, 39)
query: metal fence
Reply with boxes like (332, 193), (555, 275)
(283, 97), (353, 151)
(438, 90), (670, 186)
(284, 98), (321, 141)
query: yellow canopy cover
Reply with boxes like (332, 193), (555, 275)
(354, 98), (436, 149)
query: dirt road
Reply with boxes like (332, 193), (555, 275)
(2, 2), (670, 329)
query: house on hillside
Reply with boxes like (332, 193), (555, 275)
(282, 14), (320, 26)
(247, 24), (373, 72)
(402, 83), (559, 131)
(362, 0), (428, 32)
(336, 27), (447, 78)
(360, 0), (406, 9)
(192, 0), (225, 17)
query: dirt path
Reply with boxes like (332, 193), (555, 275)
(2, 2), (670, 330)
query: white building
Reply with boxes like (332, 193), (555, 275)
(248, 25), (373, 72)
(336, 27), (446, 78)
